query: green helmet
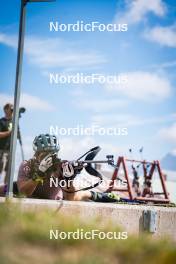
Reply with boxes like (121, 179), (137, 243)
(33, 134), (60, 153)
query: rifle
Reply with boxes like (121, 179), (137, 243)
(52, 146), (120, 192)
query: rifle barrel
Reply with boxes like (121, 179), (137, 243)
(78, 160), (112, 164)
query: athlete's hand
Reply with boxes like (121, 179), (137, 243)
(8, 123), (13, 132)
(39, 154), (53, 173)
(5, 131), (11, 137)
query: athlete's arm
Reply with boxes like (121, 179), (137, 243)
(17, 179), (38, 197)
(0, 131), (11, 139)
(17, 161), (39, 197)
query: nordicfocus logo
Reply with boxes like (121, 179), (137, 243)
(49, 73), (127, 85)
(50, 229), (128, 240)
(49, 21), (128, 32)
(49, 177), (125, 189)
(50, 125), (128, 137)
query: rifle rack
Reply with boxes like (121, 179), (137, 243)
(106, 157), (170, 203)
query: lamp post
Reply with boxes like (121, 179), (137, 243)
(6, 0), (55, 198)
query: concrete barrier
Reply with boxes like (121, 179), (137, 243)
(1, 197), (176, 241)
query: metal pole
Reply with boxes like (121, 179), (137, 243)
(5, 0), (55, 198)
(6, 0), (26, 198)
(18, 127), (25, 161)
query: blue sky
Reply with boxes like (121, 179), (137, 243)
(0, 0), (176, 170)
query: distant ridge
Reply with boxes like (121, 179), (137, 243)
(161, 152), (176, 171)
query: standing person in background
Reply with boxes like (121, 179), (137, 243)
(0, 103), (13, 184)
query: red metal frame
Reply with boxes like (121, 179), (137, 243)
(137, 160), (169, 203)
(106, 157), (170, 203)
(106, 157), (134, 200)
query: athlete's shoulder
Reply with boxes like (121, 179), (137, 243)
(19, 158), (35, 173)
(0, 117), (5, 125)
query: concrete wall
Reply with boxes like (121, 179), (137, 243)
(1, 197), (176, 241)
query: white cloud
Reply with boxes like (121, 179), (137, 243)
(0, 33), (106, 70)
(114, 0), (166, 25)
(0, 33), (16, 48)
(74, 98), (128, 112)
(59, 137), (97, 160)
(59, 136), (125, 161)
(159, 123), (176, 143)
(25, 37), (106, 69)
(144, 25), (176, 48)
(70, 86), (128, 112)
(149, 60), (176, 69)
(0, 93), (54, 111)
(92, 113), (140, 127)
(21, 93), (54, 111)
(92, 113), (176, 128)
(106, 71), (171, 101)
(171, 149), (176, 156)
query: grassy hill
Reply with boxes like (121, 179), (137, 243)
(0, 202), (176, 264)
